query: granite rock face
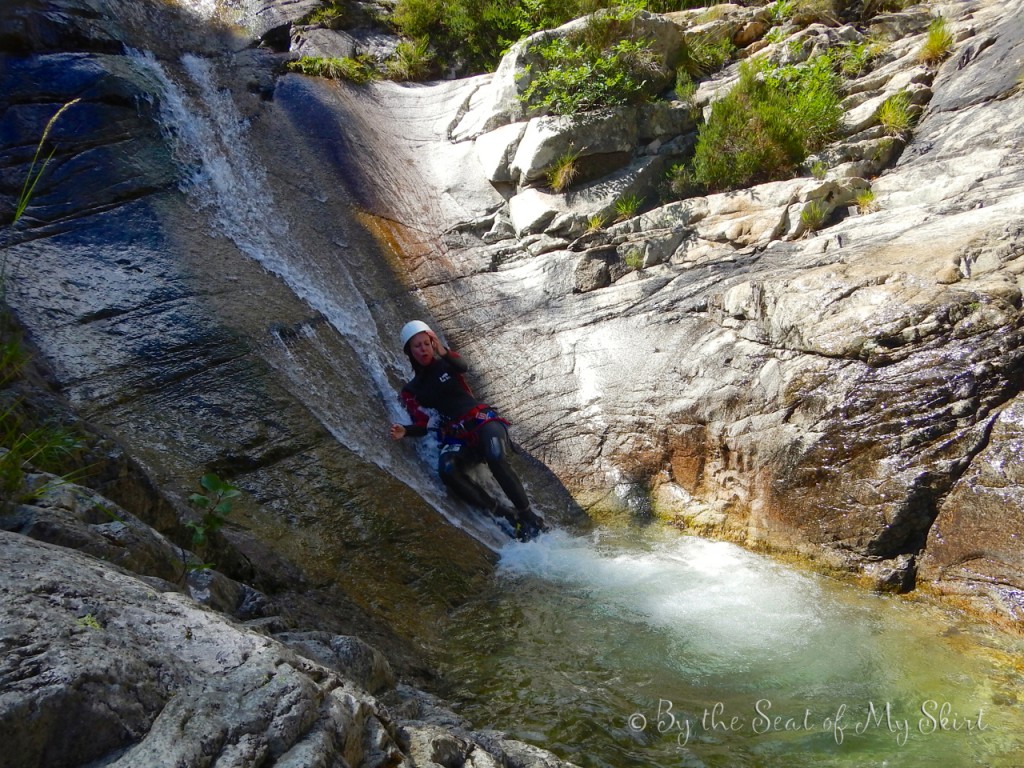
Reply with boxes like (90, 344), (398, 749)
(325, 0), (1024, 619)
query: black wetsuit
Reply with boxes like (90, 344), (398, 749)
(398, 351), (543, 535)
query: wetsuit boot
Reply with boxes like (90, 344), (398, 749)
(512, 506), (547, 541)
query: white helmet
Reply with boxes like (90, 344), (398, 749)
(399, 320), (432, 349)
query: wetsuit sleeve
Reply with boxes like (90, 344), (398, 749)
(443, 349), (469, 373)
(399, 389), (429, 438)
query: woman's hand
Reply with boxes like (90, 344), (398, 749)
(428, 331), (448, 358)
(390, 424), (406, 440)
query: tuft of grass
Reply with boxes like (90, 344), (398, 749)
(790, 0), (841, 26)
(856, 187), (879, 214)
(810, 160), (828, 179)
(384, 39), (433, 81)
(800, 199), (829, 233)
(11, 99), (81, 226)
(286, 55), (376, 83)
(917, 16), (954, 66)
(301, 1), (347, 28)
(678, 32), (736, 80)
(624, 249), (644, 270)
(586, 213), (607, 233)
(547, 150), (581, 193)
(614, 193), (642, 222)
(876, 89), (914, 138)
(835, 38), (885, 78)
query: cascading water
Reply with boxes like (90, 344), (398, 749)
(128, 47), (509, 546)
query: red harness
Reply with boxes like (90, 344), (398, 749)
(442, 404), (509, 445)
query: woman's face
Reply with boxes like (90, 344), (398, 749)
(408, 331), (434, 366)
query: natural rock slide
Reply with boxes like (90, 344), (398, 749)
(3, 0), (1024, 765)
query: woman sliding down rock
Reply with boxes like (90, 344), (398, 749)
(389, 320), (547, 541)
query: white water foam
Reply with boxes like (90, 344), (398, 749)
(499, 528), (829, 672)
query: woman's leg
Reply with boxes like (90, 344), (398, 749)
(437, 444), (497, 510)
(476, 421), (531, 512)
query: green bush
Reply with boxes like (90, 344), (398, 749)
(690, 57), (842, 192)
(520, 12), (662, 116)
(387, 1), (721, 77)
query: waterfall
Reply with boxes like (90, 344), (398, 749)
(127, 48), (508, 546)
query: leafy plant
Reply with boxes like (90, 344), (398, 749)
(519, 13), (662, 116)
(800, 199), (829, 233)
(876, 89), (914, 138)
(624, 248), (644, 270)
(547, 149), (581, 192)
(769, 0), (795, 22)
(917, 16), (953, 66)
(187, 473), (240, 548)
(614, 192), (642, 221)
(666, 163), (699, 199)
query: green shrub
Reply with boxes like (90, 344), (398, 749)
(877, 89), (914, 138)
(917, 16), (953, 66)
(520, 23), (661, 116)
(690, 57), (842, 192)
